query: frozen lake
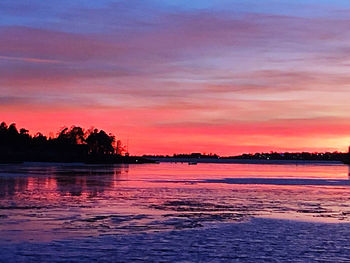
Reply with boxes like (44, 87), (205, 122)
(1, 162), (350, 262)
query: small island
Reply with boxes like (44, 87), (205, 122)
(0, 122), (154, 164)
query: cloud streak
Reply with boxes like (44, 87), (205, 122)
(2, 1), (350, 154)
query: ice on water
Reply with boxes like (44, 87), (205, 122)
(1, 162), (350, 262)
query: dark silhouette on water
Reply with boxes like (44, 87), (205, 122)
(145, 151), (350, 164)
(225, 151), (348, 162)
(0, 122), (154, 164)
(2, 121), (350, 164)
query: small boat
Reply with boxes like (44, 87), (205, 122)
(188, 162), (198, 165)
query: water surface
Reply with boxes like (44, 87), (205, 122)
(1, 162), (350, 262)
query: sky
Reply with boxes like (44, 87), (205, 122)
(2, 0), (350, 155)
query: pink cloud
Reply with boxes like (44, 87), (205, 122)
(2, 6), (350, 155)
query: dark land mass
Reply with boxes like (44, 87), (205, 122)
(144, 151), (350, 164)
(2, 121), (349, 165)
(0, 122), (154, 164)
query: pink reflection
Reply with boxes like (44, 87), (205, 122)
(0, 162), (350, 242)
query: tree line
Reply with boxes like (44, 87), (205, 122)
(0, 122), (124, 163)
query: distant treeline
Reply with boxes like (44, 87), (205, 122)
(0, 122), (152, 164)
(143, 153), (219, 159)
(224, 152), (347, 161)
(144, 151), (348, 162)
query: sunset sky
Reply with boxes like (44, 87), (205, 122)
(2, 0), (350, 155)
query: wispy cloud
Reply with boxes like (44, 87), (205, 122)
(2, 1), (350, 154)
(0, 55), (63, 64)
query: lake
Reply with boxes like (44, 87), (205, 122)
(1, 162), (350, 262)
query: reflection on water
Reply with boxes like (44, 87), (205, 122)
(0, 164), (128, 198)
(0, 162), (350, 244)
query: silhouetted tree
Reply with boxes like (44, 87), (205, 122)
(116, 140), (123, 155)
(0, 121), (135, 163)
(7, 123), (19, 145)
(32, 132), (47, 145)
(19, 128), (31, 146)
(57, 126), (85, 145)
(86, 129), (115, 155)
(20, 128), (29, 135)
(0, 122), (8, 145)
(0, 122), (7, 133)
(68, 126), (85, 144)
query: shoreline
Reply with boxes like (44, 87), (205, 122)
(0, 155), (156, 165)
(148, 157), (345, 165)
